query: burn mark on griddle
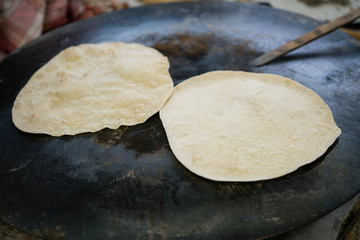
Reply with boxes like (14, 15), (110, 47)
(326, 70), (345, 86)
(95, 169), (180, 211)
(95, 126), (128, 145)
(122, 115), (167, 155)
(41, 225), (67, 240)
(151, 33), (259, 83)
(94, 115), (167, 155)
(327, 64), (359, 87)
(297, 0), (350, 7)
(153, 34), (208, 60)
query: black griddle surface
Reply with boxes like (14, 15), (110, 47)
(0, 2), (360, 240)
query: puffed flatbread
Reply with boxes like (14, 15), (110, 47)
(12, 42), (173, 136)
(160, 71), (341, 181)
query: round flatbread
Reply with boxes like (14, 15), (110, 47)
(160, 71), (341, 181)
(12, 42), (173, 136)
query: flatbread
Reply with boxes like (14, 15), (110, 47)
(12, 42), (173, 136)
(160, 71), (341, 181)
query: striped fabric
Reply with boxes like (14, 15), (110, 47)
(0, 0), (111, 60)
(0, 0), (45, 54)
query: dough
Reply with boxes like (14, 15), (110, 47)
(160, 71), (341, 181)
(12, 42), (173, 136)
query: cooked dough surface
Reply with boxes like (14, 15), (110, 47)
(160, 71), (341, 181)
(12, 42), (173, 136)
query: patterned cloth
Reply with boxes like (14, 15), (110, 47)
(0, 0), (45, 58)
(0, 0), (129, 60)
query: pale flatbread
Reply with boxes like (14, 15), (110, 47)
(12, 42), (173, 136)
(160, 71), (341, 181)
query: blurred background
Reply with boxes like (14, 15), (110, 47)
(1, 0), (360, 61)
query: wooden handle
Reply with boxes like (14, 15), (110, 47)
(252, 7), (360, 67)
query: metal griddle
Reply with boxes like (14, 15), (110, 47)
(0, 2), (359, 239)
